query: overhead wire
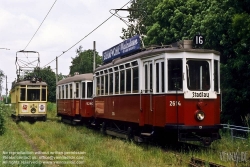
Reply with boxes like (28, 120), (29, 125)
(23, 0), (57, 51)
(43, 0), (133, 68)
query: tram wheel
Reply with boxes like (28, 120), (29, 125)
(43, 116), (47, 122)
(100, 122), (106, 135)
(127, 127), (133, 141)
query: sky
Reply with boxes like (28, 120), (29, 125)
(0, 0), (132, 94)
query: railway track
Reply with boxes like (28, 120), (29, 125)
(189, 157), (226, 167)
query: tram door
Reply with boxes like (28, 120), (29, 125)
(141, 61), (154, 126)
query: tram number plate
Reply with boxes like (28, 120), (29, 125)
(169, 101), (181, 106)
(86, 102), (93, 105)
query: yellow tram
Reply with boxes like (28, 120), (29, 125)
(10, 77), (47, 122)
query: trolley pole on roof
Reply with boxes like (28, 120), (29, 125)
(93, 41), (96, 73)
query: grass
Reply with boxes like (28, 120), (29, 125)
(0, 103), (249, 167)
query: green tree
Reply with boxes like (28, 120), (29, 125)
(34, 67), (56, 102)
(0, 69), (4, 98)
(122, 0), (250, 125)
(69, 46), (102, 75)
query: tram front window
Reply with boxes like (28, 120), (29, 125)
(27, 89), (40, 101)
(186, 60), (210, 91)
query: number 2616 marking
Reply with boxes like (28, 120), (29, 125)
(169, 101), (181, 106)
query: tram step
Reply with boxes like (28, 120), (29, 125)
(73, 119), (81, 122)
(141, 131), (154, 137)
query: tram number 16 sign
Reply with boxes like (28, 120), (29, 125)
(193, 35), (204, 46)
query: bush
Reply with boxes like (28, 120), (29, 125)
(0, 103), (6, 135)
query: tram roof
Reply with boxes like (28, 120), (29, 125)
(14, 80), (47, 86)
(95, 47), (220, 71)
(57, 73), (93, 85)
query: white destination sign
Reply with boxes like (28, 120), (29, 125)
(184, 91), (217, 99)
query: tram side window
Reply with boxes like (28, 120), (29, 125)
(82, 82), (86, 99)
(168, 59), (183, 91)
(126, 68), (131, 93)
(69, 84), (73, 98)
(42, 87), (46, 101)
(161, 62), (165, 92)
(76, 83), (79, 98)
(156, 63), (159, 92)
(101, 75), (104, 95)
(109, 72), (113, 94)
(59, 86), (61, 99)
(87, 82), (93, 98)
(62, 85), (65, 99)
(105, 74), (108, 95)
(132, 67), (139, 93)
(96, 77), (100, 95)
(156, 62), (165, 93)
(27, 89), (40, 101)
(66, 85), (68, 99)
(149, 63), (153, 91)
(115, 71), (119, 94)
(120, 70), (125, 94)
(214, 60), (219, 92)
(20, 88), (26, 101)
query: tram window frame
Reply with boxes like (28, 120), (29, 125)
(42, 86), (47, 101)
(87, 82), (93, 98)
(156, 61), (165, 93)
(120, 69), (125, 94)
(115, 69), (119, 94)
(168, 59), (183, 91)
(65, 85), (69, 99)
(69, 83), (73, 99)
(20, 87), (26, 101)
(95, 60), (138, 96)
(105, 74), (109, 95)
(126, 68), (131, 93)
(144, 64), (148, 92)
(101, 75), (105, 95)
(58, 86), (61, 99)
(186, 60), (210, 91)
(75, 82), (80, 98)
(82, 82), (86, 99)
(132, 66), (139, 93)
(109, 71), (114, 95)
(27, 89), (40, 101)
(62, 85), (65, 99)
(214, 60), (219, 92)
(96, 76), (100, 95)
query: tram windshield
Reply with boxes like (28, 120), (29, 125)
(186, 60), (210, 91)
(20, 86), (47, 101)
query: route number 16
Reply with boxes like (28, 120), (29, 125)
(193, 35), (204, 45)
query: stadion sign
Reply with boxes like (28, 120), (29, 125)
(102, 35), (141, 63)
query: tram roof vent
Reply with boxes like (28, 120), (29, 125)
(179, 40), (193, 49)
(74, 72), (79, 76)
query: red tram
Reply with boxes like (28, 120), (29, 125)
(56, 73), (94, 125)
(93, 35), (222, 145)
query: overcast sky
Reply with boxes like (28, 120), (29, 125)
(0, 0), (131, 93)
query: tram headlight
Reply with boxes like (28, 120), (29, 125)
(195, 110), (205, 121)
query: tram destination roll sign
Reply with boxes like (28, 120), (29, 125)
(103, 35), (141, 63)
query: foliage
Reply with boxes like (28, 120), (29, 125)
(34, 67), (56, 102)
(122, 0), (250, 125)
(0, 103), (6, 135)
(0, 69), (4, 98)
(69, 46), (102, 75)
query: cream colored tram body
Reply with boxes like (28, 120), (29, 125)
(10, 78), (47, 122)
